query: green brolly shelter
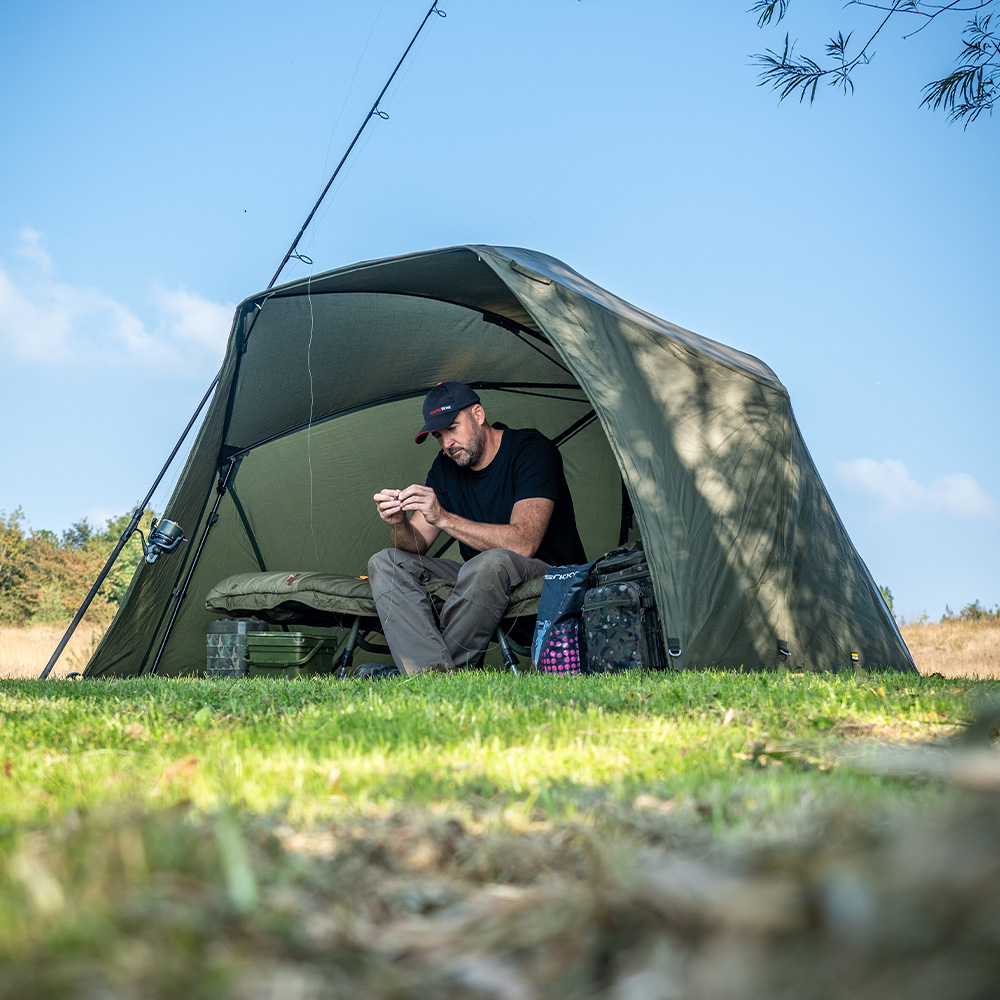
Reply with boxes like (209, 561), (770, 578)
(83, 246), (914, 677)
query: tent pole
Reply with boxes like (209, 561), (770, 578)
(266, 1), (446, 290)
(39, 374), (221, 679)
(145, 458), (237, 676)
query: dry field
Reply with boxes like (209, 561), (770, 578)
(899, 618), (1000, 679)
(0, 623), (104, 679)
(2, 619), (997, 679)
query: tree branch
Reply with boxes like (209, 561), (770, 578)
(920, 13), (999, 124)
(751, 0), (998, 124)
(753, 3), (898, 103)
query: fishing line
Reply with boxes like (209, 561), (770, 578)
(266, 0), (447, 290)
(378, 13), (437, 115)
(306, 272), (320, 564)
(308, 123), (384, 250)
(267, 1), (447, 664)
(45, 8), (448, 680)
(320, 0), (392, 180)
(297, 0), (393, 271)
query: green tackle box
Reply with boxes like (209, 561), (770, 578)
(244, 631), (342, 678)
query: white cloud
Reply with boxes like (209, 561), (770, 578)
(836, 458), (999, 520)
(153, 284), (234, 353)
(0, 229), (233, 373)
(16, 227), (52, 271)
(79, 507), (121, 531)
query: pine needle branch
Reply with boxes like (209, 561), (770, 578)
(751, 0), (998, 124)
(750, 1), (791, 29)
(752, 2), (898, 103)
(920, 14), (999, 124)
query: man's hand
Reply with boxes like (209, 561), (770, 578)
(373, 486), (442, 554)
(394, 484), (445, 525)
(373, 488), (408, 525)
(374, 487), (553, 559)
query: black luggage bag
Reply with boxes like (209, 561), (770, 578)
(581, 543), (675, 673)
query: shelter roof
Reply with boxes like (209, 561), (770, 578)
(244, 246), (786, 394)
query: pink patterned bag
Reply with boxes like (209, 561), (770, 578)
(531, 562), (595, 674)
(535, 618), (584, 674)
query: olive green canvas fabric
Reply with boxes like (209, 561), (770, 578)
(84, 246), (913, 677)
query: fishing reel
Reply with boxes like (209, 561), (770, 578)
(139, 518), (186, 564)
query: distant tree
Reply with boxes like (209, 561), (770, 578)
(28, 527), (114, 624)
(751, 1), (998, 127)
(101, 509), (158, 606)
(943, 599), (1000, 621)
(61, 518), (98, 551)
(0, 507), (156, 626)
(0, 508), (34, 625)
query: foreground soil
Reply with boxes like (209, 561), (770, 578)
(3, 752), (999, 1000)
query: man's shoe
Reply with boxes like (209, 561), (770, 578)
(353, 662), (402, 679)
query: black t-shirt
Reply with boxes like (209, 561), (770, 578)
(425, 424), (586, 565)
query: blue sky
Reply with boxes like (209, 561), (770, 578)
(1, 0), (997, 622)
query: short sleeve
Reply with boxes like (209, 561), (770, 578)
(511, 433), (561, 504)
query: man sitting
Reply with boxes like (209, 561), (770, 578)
(367, 382), (586, 676)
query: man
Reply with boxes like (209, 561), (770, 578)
(367, 381), (586, 676)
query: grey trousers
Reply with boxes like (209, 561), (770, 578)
(367, 547), (549, 675)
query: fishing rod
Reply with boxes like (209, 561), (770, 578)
(40, 2), (448, 679)
(267, 0), (447, 290)
(137, 2), (451, 673)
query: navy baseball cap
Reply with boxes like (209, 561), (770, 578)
(415, 382), (481, 443)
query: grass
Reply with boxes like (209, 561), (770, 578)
(4, 617), (998, 680)
(2, 651), (1000, 996)
(0, 670), (980, 829)
(6, 617), (999, 681)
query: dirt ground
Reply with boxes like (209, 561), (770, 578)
(4, 753), (1000, 1000)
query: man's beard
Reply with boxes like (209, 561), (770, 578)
(447, 422), (488, 468)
